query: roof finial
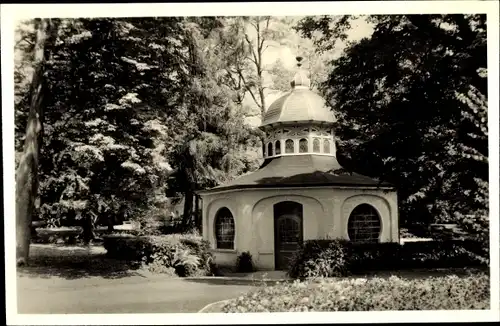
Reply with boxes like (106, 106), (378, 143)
(291, 52), (310, 89)
(296, 55), (303, 68)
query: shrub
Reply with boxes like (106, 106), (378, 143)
(288, 240), (351, 279)
(146, 261), (178, 276)
(103, 234), (151, 261)
(304, 240), (350, 279)
(288, 239), (486, 280)
(135, 208), (166, 236)
(220, 272), (490, 312)
(236, 252), (255, 273)
(102, 233), (216, 277)
(173, 248), (201, 277)
(347, 242), (402, 273)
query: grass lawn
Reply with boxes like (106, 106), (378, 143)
(212, 269), (490, 312)
(17, 243), (145, 279)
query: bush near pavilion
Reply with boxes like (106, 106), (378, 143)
(103, 232), (218, 277)
(287, 239), (487, 280)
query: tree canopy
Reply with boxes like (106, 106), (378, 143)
(14, 15), (490, 263)
(296, 14), (488, 245)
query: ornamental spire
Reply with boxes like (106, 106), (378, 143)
(291, 55), (311, 89)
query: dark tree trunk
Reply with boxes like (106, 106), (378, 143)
(107, 213), (114, 232)
(194, 193), (201, 232)
(81, 214), (95, 245)
(16, 18), (59, 266)
(183, 191), (194, 229)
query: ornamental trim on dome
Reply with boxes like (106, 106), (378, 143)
(262, 125), (336, 159)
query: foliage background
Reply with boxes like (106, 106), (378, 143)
(15, 15), (488, 250)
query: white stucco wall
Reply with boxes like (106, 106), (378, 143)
(200, 186), (398, 270)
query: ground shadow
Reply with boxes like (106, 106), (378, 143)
(183, 277), (275, 286)
(184, 267), (489, 287)
(17, 244), (144, 280)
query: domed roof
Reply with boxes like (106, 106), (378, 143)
(260, 57), (336, 127)
(261, 88), (336, 127)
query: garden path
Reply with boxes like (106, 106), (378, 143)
(17, 273), (255, 313)
(15, 244), (256, 313)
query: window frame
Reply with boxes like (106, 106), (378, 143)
(214, 207), (236, 250)
(267, 142), (273, 157)
(323, 139), (331, 153)
(285, 139), (294, 153)
(275, 140), (281, 155)
(347, 204), (381, 244)
(299, 138), (308, 153)
(313, 138), (321, 153)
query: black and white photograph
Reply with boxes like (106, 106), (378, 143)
(2, 1), (499, 324)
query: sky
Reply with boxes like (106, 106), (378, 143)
(261, 16), (374, 70)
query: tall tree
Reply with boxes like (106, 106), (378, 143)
(15, 18), (192, 240)
(166, 18), (261, 229)
(220, 16), (296, 158)
(15, 18), (60, 265)
(296, 15), (488, 248)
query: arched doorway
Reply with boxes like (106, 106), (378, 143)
(274, 201), (303, 270)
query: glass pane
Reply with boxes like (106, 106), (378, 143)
(347, 204), (380, 243)
(299, 139), (308, 153)
(275, 140), (281, 155)
(215, 208), (235, 249)
(313, 138), (320, 152)
(285, 139), (294, 153)
(323, 139), (330, 153)
(268, 142), (273, 156)
(279, 217), (299, 243)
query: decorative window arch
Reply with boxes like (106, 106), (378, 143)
(214, 207), (235, 249)
(313, 138), (320, 153)
(323, 139), (331, 153)
(285, 139), (294, 153)
(267, 142), (273, 157)
(347, 204), (381, 243)
(299, 138), (308, 153)
(275, 140), (281, 155)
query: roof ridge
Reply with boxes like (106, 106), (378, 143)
(303, 89), (314, 122)
(278, 91), (293, 123)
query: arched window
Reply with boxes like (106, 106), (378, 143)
(313, 138), (320, 153)
(275, 140), (281, 155)
(214, 207), (235, 249)
(347, 204), (381, 243)
(299, 138), (308, 153)
(323, 139), (331, 153)
(267, 142), (273, 157)
(285, 139), (294, 153)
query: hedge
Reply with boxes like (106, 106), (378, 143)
(288, 239), (487, 279)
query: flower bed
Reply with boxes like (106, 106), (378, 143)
(102, 233), (217, 277)
(220, 273), (490, 312)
